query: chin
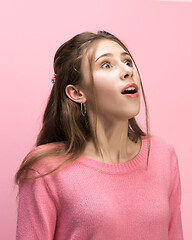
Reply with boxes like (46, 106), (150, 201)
(126, 107), (140, 118)
(126, 112), (140, 121)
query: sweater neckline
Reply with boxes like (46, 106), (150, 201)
(76, 136), (149, 174)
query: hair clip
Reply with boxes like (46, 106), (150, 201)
(51, 74), (56, 84)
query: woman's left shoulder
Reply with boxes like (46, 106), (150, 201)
(148, 135), (179, 170)
(149, 135), (176, 152)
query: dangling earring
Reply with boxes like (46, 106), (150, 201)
(80, 102), (87, 116)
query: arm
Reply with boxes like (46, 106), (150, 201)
(168, 147), (184, 240)
(16, 170), (57, 240)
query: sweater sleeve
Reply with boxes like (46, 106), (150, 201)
(16, 170), (57, 240)
(168, 147), (184, 240)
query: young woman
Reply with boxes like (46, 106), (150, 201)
(15, 31), (184, 239)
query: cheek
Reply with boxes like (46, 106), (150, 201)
(135, 71), (141, 85)
(93, 75), (116, 99)
(93, 71), (115, 89)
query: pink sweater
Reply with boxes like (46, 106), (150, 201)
(16, 136), (184, 239)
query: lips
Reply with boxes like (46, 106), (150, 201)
(121, 83), (138, 95)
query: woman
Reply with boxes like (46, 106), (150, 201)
(15, 31), (184, 239)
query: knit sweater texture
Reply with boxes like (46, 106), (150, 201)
(16, 136), (184, 239)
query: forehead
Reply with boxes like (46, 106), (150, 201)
(95, 39), (126, 57)
(85, 39), (127, 61)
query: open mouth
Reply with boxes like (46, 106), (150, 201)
(121, 83), (139, 98)
(121, 87), (137, 95)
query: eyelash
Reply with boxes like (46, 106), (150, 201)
(101, 62), (111, 69)
(101, 59), (133, 69)
(124, 59), (133, 67)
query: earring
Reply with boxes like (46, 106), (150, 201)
(80, 102), (87, 116)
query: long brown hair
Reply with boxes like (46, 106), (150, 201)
(15, 31), (151, 184)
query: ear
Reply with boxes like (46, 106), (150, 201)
(65, 84), (87, 103)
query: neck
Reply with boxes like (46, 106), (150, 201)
(84, 117), (138, 164)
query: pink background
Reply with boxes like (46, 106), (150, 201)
(0, 0), (191, 239)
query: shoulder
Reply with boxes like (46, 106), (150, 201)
(141, 134), (176, 158)
(149, 135), (175, 151)
(33, 142), (65, 152)
(27, 142), (66, 162)
(22, 142), (67, 178)
(148, 135), (179, 169)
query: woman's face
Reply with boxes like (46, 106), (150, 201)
(81, 39), (141, 122)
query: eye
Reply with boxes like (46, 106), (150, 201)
(101, 62), (111, 69)
(124, 59), (133, 67)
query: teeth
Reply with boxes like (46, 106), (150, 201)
(125, 87), (135, 91)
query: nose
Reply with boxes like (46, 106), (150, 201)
(120, 65), (133, 80)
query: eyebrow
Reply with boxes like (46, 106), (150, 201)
(95, 52), (130, 62)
